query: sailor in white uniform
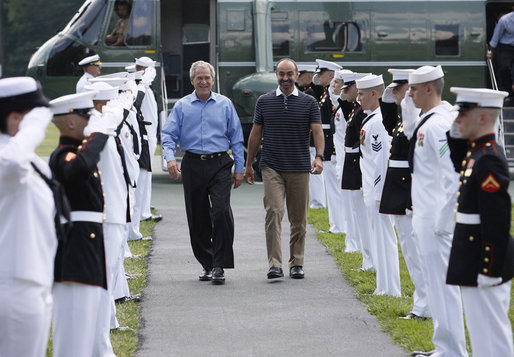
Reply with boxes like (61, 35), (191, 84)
(356, 74), (400, 297)
(0, 77), (57, 357)
(76, 54), (101, 93)
(404, 65), (467, 357)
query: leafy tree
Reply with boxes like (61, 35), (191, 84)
(2, 0), (83, 76)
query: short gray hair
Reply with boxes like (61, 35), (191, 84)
(189, 61), (215, 79)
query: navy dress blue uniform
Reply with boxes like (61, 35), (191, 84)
(447, 133), (514, 286)
(341, 102), (365, 189)
(50, 133), (109, 288)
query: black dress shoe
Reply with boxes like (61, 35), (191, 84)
(211, 267), (225, 285)
(400, 312), (428, 320)
(142, 214), (162, 222)
(411, 350), (436, 357)
(267, 267), (284, 279)
(289, 266), (304, 279)
(115, 294), (142, 304)
(199, 268), (212, 281)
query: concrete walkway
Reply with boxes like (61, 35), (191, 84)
(136, 173), (407, 357)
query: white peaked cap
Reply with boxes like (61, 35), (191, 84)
(297, 64), (317, 73)
(0, 77), (38, 98)
(84, 82), (119, 101)
(334, 69), (353, 80)
(135, 56), (155, 67)
(387, 69), (415, 88)
(341, 72), (371, 88)
(315, 59), (342, 72)
(88, 77), (128, 87)
(356, 74), (384, 89)
(50, 91), (97, 115)
(409, 65), (444, 84)
(97, 72), (129, 79)
(451, 87), (509, 111)
(78, 54), (101, 66)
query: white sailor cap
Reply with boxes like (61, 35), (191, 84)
(78, 54), (101, 67)
(50, 91), (97, 116)
(387, 69), (414, 88)
(135, 56), (155, 68)
(451, 87), (509, 112)
(356, 74), (384, 89)
(341, 72), (371, 89)
(334, 69), (353, 81)
(0, 76), (50, 113)
(315, 59), (342, 73)
(297, 64), (317, 74)
(84, 82), (119, 101)
(88, 77), (128, 88)
(409, 65), (444, 85)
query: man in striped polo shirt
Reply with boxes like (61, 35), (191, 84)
(244, 58), (324, 280)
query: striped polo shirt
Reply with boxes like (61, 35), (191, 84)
(254, 87), (321, 172)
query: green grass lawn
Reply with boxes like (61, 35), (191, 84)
(308, 208), (514, 355)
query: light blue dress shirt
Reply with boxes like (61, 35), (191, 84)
(161, 90), (245, 173)
(490, 12), (514, 48)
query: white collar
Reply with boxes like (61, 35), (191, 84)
(276, 86), (299, 97)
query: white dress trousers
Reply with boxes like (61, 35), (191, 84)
(309, 146), (326, 209)
(461, 281), (513, 357)
(348, 189), (373, 270)
(393, 214), (430, 316)
(324, 155), (347, 234)
(52, 282), (115, 357)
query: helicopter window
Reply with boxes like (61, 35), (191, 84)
(64, 0), (108, 46)
(435, 24), (460, 56)
(47, 37), (88, 76)
(183, 24), (210, 44)
(272, 11), (290, 57)
(125, 0), (153, 46)
(105, 0), (132, 46)
(304, 16), (362, 53)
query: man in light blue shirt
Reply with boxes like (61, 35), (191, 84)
(487, 6), (514, 98)
(161, 60), (244, 285)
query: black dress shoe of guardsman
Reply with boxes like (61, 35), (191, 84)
(289, 266), (304, 279)
(267, 267), (284, 279)
(400, 312), (428, 320)
(199, 268), (212, 281)
(411, 350), (436, 357)
(211, 267), (225, 285)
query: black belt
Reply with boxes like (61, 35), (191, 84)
(185, 151), (225, 160)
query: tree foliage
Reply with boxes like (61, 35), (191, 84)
(2, 0), (84, 76)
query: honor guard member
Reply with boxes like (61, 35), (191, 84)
(76, 54), (101, 93)
(331, 69), (357, 249)
(405, 66), (467, 357)
(356, 74), (400, 297)
(315, 59), (345, 233)
(0, 77), (57, 357)
(379, 69), (430, 319)
(296, 64), (319, 98)
(340, 71), (374, 270)
(84, 82), (133, 336)
(447, 87), (513, 357)
(49, 91), (118, 357)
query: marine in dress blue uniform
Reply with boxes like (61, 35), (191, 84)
(446, 87), (514, 357)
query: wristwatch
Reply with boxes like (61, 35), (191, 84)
(315, 154), (324, 160)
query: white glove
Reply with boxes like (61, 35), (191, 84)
(382, 87), (395, 103)
(312, 73), (320, 86)
(102, 105), (124, 135)
(477, 274), (502, 288)
(84, 112), (105, 136)
(19, 107), (53, 131)
(328, 85), (339, 105)
(142, 67), (156, 86)
(120, 78), (138, 97)
(400, 89), (421, 139)
(117, 91), (135, 109)
(339, 90), (347, 101)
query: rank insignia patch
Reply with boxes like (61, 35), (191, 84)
(64, 152), (77, 162)
(371, 134), (381, 152)
(481, 173), (501, 193)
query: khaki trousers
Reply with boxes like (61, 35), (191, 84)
(262, 167), (309, 268)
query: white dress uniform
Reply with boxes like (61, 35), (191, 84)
(76, 72), (94, 93)
(405, 66), (467, 356)
(360, 106), (401, 297)
(309, 146), (326, 208)
(0, 105), (57, 357)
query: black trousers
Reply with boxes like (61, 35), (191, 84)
(181, 152), (235, 269)
(495, 44), (514, 96)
